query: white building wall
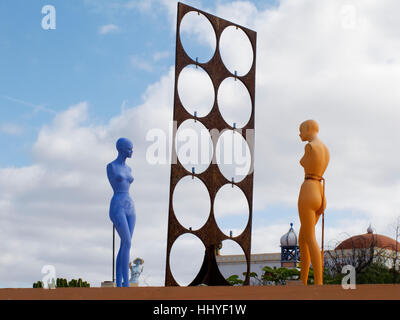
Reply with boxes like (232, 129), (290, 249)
(216, 253), (282, 285)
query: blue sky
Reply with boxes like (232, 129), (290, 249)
(1, 0), (173, 166)
(0, 0), (278, 167)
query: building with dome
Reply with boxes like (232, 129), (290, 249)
(335, 225), (399, 252)
(216, 223), (300, 285)
(327, 225), (400, 270)
(216, 224), (400, 285)
(280, 223), (299, 268)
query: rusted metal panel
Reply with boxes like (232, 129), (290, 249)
(165, 2), (257, 286)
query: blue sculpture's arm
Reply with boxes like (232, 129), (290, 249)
(106, 163), (113, 182)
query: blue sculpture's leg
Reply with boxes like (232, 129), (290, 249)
(126, 212), (136, 284)
(128, 207), (136, 238)
(116, 247), (122, 287)
(114, 213), (132, 287)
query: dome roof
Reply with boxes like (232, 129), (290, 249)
(280, 223), (298, 246)
(335, 226), (400, 251)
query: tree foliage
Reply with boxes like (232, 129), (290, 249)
(357, 263), (399, 284)
(226, 267), (302, 286)
(33, 277), (90, 288)
(226, 264), (399, 285)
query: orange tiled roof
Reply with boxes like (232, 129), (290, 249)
(335, 233), (400, 251)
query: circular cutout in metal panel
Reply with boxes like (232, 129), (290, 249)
(219, 26), (253, 76)
(214, 184), (249, 237)
(180, 11), (216, 63)
(173, 175), (211, 231)
(175, 119), (213, 174)
(215, 130), (252, 183)
(217, 77), (252, 128)
(177, 64), (215, 117)
(215, 239), (247, 286)
(170, 233), (205, 286)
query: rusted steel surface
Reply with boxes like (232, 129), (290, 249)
(165, 2), (257, 286)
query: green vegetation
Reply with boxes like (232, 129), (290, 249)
(227, 266), (302, 286)
(324, 263), (400, 284)
(357, 263), (399, 284)
(260, 266), (300, 285)
(33, 278), (90, 288)
(227, 263), (400, 285)
(226, 274), (244, 285)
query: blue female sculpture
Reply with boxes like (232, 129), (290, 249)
(107, 138), (136, 287)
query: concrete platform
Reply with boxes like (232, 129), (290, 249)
(1, 284), (400, 300)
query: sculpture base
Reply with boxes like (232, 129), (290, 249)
(2, 284), (400, 300)
(101, 281), (115, 288)
(285, 280), (304, 286)
(101, 281), (138, 288)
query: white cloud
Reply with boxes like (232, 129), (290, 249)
(99, 24), (119, 35)
(2, 0), (400, 288)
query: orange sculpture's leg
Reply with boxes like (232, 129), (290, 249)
(315, 212), (323, 283)
(299, 227), (310, 285)
(299, 209), (323, 285)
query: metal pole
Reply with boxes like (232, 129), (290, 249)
(395, 224), (399, 283)
(113, 225), (115, 283)
(321, 212), (325, 264)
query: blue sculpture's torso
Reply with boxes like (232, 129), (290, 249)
(108, 163), (135, 223)
(107, 138), (136, 287)
(108, 162), (134, 193)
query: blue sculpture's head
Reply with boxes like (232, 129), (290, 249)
(116, 137), (133, 158)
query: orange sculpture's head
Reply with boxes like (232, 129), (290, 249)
(299, 119), (319, 142)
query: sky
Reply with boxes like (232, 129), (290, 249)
(1, 0), (400, 288)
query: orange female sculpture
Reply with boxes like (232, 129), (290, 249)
(298, 120), (329, 285)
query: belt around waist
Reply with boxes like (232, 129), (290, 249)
(304, 174), (324, 182)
